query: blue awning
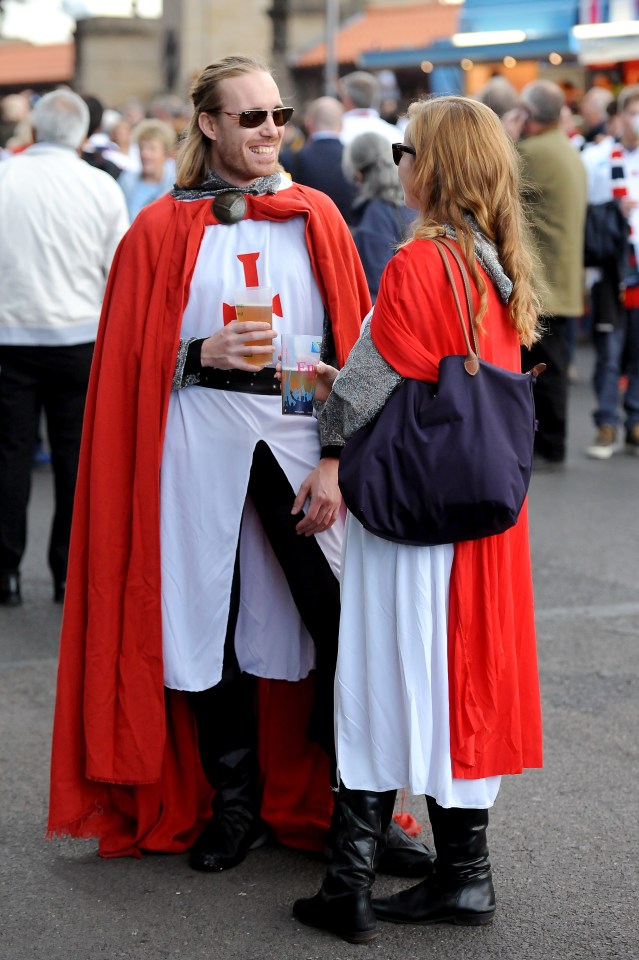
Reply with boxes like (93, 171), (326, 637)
(360, 33), (579, 70)
(459, 0), (580, 34)
(359, 0), (582, 70)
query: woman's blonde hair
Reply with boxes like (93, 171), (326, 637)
(176, 55), (272, 188)
(403, 96), (541, 346)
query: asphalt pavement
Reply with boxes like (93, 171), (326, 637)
(1, 342), (637, 960)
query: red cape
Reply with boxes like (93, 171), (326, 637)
(47, 184), (371, 856)
(371, 240), (543, 779)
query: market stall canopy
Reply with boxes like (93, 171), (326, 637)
(0, 42), (74, 90)
(291, 3), (460, 69)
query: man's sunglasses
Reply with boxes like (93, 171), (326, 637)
(392, 142), (416, 165)
(218, 107), (294, 128)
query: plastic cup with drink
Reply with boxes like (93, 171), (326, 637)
(281, 334), (322, 416)
(233, 286), (274, 366)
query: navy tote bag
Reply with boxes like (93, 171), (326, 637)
(338, 237), (544, 547)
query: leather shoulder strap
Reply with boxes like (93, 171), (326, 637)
(431, 238), (480, 366)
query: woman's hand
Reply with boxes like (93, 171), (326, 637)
(200, 320), (277, 371)
(274, 359), (339, 402)
(313, 361), (339, 403)
(292, 457), (341, 536)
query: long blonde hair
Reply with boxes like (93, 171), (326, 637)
(403, 96), (541, 346)
(176, 55), (272, 188)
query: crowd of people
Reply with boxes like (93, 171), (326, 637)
(0, 55), (636, 947)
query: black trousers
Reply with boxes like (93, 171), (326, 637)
(522, 316), (570, 463)
(0, 343), (94, 581)
(187, 439), (341, 773)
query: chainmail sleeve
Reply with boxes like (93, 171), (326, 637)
(318, 318), (403, 450)
(172, 337), (204, 391)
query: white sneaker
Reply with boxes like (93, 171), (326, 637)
(586, 425), (617, 460)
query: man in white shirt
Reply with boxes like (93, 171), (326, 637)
(339, 71), (402, 146)
(582, 85), (639, 459)
(0, 89), (128, 605)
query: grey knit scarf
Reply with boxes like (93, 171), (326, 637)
(171, 169), (281, 202)
(444, 216), (513, 304)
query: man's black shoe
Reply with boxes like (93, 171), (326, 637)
(189, 814), (269, 872)
(0, 571), (22, 607)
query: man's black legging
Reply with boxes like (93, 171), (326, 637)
(187, 439), (341, 776)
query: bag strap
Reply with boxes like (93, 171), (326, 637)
(431, 237), (480, 375)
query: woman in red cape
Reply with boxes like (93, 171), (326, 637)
(293, 97), (543, 944)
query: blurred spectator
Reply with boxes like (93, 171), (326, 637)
(475, 75), (518, 119)
(580, 87), (615, 146)
(99, 108), (138, 171)
(120, 96), (146, 129)
(583, 84), (639, 459)
(517, 80), (587, 469)
(560, 103), (586, 149)
(281, 96), (357, 223)
(1, 91), (33, 153)
(342, 132), (415, 301)
(338, 71), (402, 144)
(278, 115), (305, 169)
(0, 90), (129, 606)
(81, 95), (122, 180)
(118, 118), (177, 221)
(148, 93), (191, 139)
(0, 93), (30, 158)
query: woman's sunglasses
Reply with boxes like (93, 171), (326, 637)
(392, 142), (416, 165)
(218, 107), (294, 128)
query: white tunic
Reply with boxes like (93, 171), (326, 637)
(336, 514), (501, 809)
(160, 179), (344, 691)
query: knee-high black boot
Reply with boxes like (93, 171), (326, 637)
(187, 680), (268, 871)
(293, 787), (394, 943)
(188, 550), (267, 873)
(372, 796), (495, 926)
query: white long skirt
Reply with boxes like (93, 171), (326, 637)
(335, 515), (501, 809)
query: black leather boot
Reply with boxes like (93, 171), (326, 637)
(372, 797), (495, 926)
(188, 745), (268, 872)
(293, 788), (392, 943)
(187, 620), (266, 873)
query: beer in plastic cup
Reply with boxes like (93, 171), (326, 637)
(281, 334), (322, 416)
(233, 286), (273, 366)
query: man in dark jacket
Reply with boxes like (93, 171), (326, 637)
(282, 96), (357, 223)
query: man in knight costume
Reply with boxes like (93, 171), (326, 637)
(48, 56), (432, 881)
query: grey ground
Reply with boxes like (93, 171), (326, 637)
(1, 342), (637, 960)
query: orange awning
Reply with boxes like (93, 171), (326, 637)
(292, 3), (459, 69)
(0, 42), (74, 87)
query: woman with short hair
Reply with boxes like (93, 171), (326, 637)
(118, 118), (177, 220)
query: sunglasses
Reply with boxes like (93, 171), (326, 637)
(218, 107), (294, 128)
(392, 142), (416, 166)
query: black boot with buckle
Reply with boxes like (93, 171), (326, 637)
(293, 786), (395, 944)
(372, 796), (495, 927)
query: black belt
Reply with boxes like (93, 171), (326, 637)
(196, 366), (281, 396)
